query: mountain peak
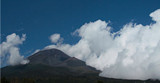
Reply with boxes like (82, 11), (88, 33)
(28, 49), (71, 66)
(28, 48), (94, 69)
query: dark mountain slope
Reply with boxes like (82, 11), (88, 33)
(27, 49), (99, 74)
(1, 49), (100, 82)
(28, 49), (71, 66)
(1, 48), (160, 83)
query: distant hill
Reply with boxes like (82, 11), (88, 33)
(1, 49), (160, 83)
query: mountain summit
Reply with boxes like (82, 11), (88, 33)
(29, 49), (86, 67)
(28, 49), (71, 66)
(27, 48), (99, 74)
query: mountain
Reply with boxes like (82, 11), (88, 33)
(1, 49), (160, 83)
(29, 49), (93, 67)
(28, 49), (99, 75)
(1, 49), (100, 83)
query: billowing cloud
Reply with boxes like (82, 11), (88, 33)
(45, 9), (160, 80)
(0, 33), (29, 66)
(44, 9), (160, 80)
(150, 9), (160, 22)
(50, 33), (61, 43)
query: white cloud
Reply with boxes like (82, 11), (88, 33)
(50, 33), (61, 43)
(32, 49), (40, 55)
(150, 9), (160, 22)
(0, 33), (29, 66)
(44, 9), (160, 80)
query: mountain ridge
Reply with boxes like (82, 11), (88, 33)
(1, 48), (160, 83)
(27, 48), (99, 74)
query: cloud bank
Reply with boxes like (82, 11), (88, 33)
(45, 9), (160, 80)
(0, 33), (29, 66)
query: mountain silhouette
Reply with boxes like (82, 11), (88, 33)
(28, 48), (100, 75)
(1, 49), (160, 83)
(1, 49), (100, 83)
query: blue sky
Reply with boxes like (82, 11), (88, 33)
(2, 0), (160, 57)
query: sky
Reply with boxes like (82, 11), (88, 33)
(1, 0), (160, 80)
(2, 0), (160, 57)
